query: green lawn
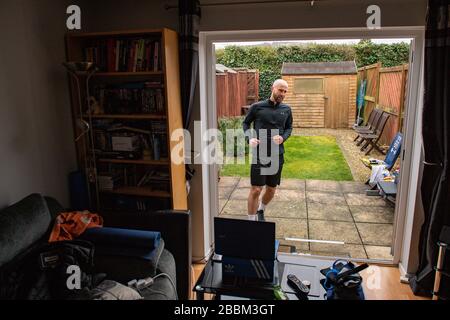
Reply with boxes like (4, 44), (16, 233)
(220, 136), (353, 181)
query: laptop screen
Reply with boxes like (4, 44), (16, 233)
(214, 217), (276, 260)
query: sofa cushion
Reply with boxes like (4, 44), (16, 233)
(0, 194), (51, 266)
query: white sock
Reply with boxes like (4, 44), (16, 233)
(248, 214), (257, 221)
(258, 202), (266, 212)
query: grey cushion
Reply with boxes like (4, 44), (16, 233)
(0, 194), (51, 266)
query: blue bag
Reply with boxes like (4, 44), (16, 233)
(320, 259), (367, 300)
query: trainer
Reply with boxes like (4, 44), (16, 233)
(243, 79), (293, 221)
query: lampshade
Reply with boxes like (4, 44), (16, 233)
(62, 61), (96, 74)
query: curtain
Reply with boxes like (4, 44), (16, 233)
(179, 0), (201, 130)
(410, 0), (450, 297)
(179, 0), (201, 182)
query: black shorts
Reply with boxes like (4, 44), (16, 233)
(250, 158), (284, 187)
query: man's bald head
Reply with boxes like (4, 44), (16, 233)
(270, 79), (288, 104)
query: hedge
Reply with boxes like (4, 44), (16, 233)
(216, 40), (410, 99)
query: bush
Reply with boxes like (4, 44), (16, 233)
(218, 116), (249, 157)
(216, 40), (410, 99)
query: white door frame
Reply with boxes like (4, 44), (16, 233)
(198, 27), (425, 266)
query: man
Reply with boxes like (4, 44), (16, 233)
(243, 79), (293, 221)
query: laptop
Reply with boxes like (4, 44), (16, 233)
(214, 217), (276, 260)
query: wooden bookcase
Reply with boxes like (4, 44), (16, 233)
(65, 28), (187, 212)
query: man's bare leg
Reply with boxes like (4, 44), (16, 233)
(260, 186), (276, 206)
(248, 186), (262, 220)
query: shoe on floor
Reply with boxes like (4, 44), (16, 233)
(257, 210), (265, 222)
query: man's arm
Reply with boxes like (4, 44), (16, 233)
(243, 104), (257, 143)
(281, 109), (293, 142)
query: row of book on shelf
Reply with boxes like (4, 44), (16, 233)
(91, 81), (164, 114)
(98, 167), (170, 193)
(93, 120), (168, 161)
(84, 38), (161, 72)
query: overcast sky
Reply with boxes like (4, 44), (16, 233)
(214, 38), (412, 49)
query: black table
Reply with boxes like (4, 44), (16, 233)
(194, 253), (330, 300)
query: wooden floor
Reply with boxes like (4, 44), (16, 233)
(191, 263), (430, 300)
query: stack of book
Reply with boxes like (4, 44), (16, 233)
(83, 38), (161, 72)
(98, 173), (123, 191)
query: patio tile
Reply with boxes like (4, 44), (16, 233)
(265, 201), (307, 219)
(265, 217), (308, 239)
(309, 220), (362, 244)
(236, 178), (252, 188)
(279, 179), (305, 191)
(344, 193), (389, 207)
(350, 206), (395, 224)
(221, 200), (248, 216)
(306, 180), (342, 193)
(219, 214), (247, 221)
(218, 176), (239, 188)
(277, 239), (309, 252)
(218, 199), (227, 214)
(306, 191), (347, 206)
(274, 189), (305, 201)
(339, 181), (368, 194)
(307, 203), (353, 222)
(219, 186), (235, 199)
(229, 188), (252, 200)
(309, 243), (368, 259)
(365, 245), (394, 260)
(356, 223), (393, 246)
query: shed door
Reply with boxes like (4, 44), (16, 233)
(324, 76), (349, 128)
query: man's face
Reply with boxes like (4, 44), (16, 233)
(271, 84), (288, 103)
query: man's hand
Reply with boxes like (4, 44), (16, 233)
(273, 135), (284, 145)
(249, 138), (260, 147)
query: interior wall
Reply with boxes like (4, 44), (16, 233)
(81, 0), (427, 260)
(0, 0), (87, 209)
(198, 0), (426, 31)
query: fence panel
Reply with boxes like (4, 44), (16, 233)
(216, 69), (260, 118)
(357, 63), (408, 146)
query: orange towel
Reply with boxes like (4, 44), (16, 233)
(49, 211), (104, 242)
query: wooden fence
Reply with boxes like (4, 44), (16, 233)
(216, 68), (259, 118)
(358, 63), (409, 145)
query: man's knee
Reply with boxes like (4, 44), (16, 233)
(250, 186), (263, 197)
(266, 186), (277, 195)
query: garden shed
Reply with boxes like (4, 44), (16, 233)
(282, 61), (357, 129)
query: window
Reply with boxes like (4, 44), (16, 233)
(294, 78), (324, 94)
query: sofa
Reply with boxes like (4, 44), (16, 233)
(0, 193), (191, 300)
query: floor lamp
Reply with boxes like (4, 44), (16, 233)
(62, 62), (99, 210)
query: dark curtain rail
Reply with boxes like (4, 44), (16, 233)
(165, 0), (322, 10)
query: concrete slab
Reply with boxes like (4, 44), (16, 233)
(356, 223), (393, 246)
(344, 193), (389, 207)
(279, 179), (306, 191)
(309, 243), (368, 259)
(365, 245), (394, 260)
(350, 206), (395, 224)
(236, 178), (252, 188)
(339, 181), (368, 194)
(218, 176), (239, 188)
(274, 189), (306, 201)
(219, 186), (235, 199)
(220, 200), (248, 216)
(308, 203), (353, 222)
(218, 199), (227, 214)
(306, 180), (342, 193)
(265, 217), (308, 239)
(306, 191), (347, 206)
(309, 220), (362, 244)
(230, 188), (252, 200)
(265, 201), (307, 219)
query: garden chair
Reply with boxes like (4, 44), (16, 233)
(361, 132), (402, 190)
(354, 109), (384, 146)
(358, 112), (391, 155)
(360, 132), (403, 171)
